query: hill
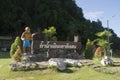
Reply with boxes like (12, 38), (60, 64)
(0, 0), (120, 50)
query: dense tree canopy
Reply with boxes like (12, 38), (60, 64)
(0, 0), (120, 50)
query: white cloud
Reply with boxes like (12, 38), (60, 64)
(84, 11), (104, 21)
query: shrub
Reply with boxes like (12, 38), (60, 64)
(94, 46), (104, 59)
(42, 26), (57, 41)
(13, 46), (22, 61)
(85, 39), (94, 59)
(10, 36), (22, 57)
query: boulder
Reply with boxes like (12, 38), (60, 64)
(64, 59), (82, 67)
(48, 58), (66, 71)
(48, 58), (83, 70)
(101, 56), (113, 66)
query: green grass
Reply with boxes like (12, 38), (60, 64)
(93, 57), (120, 72)
(0, 52), (120, 80)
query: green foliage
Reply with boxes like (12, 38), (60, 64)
(85, 39), (94, 59)
(96, 30), (112, 40)
(10, 36), (22, 57)
(94, 30), (112, 56)
(42, 26), (57, 41)
(0, 0), (119, 50)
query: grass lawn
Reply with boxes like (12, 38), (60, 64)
(0, 52), (120, 80)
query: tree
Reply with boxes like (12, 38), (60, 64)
(42, 26), (57, 41)
(0, 0), (119, 51)
(94, 30), (112, 56)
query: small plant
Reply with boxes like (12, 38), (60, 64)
(12, 46), (22, 61)
(10, 36), (22, 57)
(42, 26), (57, 41)
(85, 39), (94, 59)
(94, 46), (104, 60)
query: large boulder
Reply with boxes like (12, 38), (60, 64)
(48, 58), (66, 71)
(9, 61), (32, 70)
(48, 58), (83, 70)
(9, 53), (38, 70)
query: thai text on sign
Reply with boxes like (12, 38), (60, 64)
(33, 41), (81, 50)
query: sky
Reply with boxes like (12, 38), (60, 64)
(75, 0), (120, 37)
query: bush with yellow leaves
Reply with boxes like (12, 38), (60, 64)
(94, 46), (104, 59)
(12, 46), (22, 62)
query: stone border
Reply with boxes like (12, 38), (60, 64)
(9, 57), (120, 76)
(81, 60), (120, 75)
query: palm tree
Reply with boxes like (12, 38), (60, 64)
(94, 30), (112, 56)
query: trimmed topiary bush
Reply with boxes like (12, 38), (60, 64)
(10, 36), (22, 58)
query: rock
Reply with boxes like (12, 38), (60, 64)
(94, 67), (101, 71)
(64, 59), (82, 67)
(57, 61), (66, 71)
(48, 58), (66, 71)
(85, 63), (94, 66)
(9, 61), (18, 70)
(9, 58), (38, 71)
(90, 65), (100, 68)
(101, 56), (114, 66)
(48, 58), (58, 67)
(48, 58), (83, 70)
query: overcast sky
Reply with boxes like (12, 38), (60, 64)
(76, 0), (120, 37)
